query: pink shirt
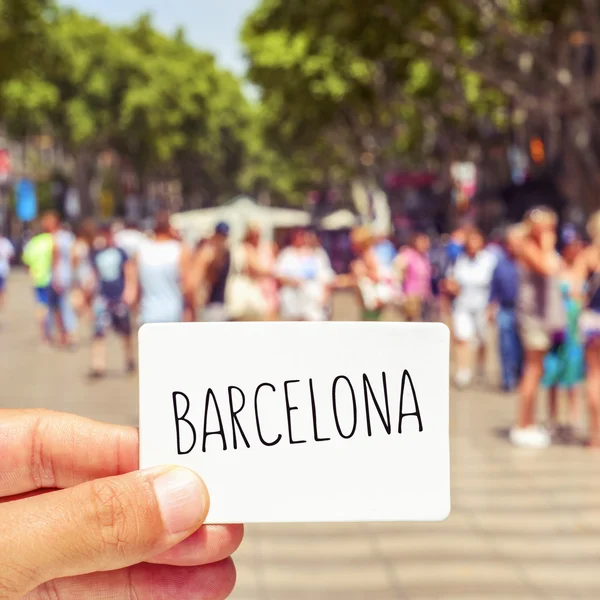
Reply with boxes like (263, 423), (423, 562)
(401, 247), (432, 298)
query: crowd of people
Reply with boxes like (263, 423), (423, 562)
(345, 208), (600, 451)
(1, 205), (600, 449)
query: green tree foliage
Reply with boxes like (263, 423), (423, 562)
(243, 0), (598, 200)
(0, 0), (53, 83)
(242, 0), (460, 186)
(5, 0), (594, 211)
(0, 7), (253, 212)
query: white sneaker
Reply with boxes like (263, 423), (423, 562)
(509, 427), (528, 447)
(529, 425), (551, 448)
(510, 426), (551, 448)
(454, 369), (472, 389)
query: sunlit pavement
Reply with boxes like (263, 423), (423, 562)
(2, 270), (600, 599)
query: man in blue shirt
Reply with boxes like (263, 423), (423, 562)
(90, 224), (134, 378)
(488, 225), (523, 391)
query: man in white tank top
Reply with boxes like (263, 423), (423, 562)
(124, 211), (191, 325)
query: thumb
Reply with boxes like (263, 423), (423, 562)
(0, 466), (209, 597)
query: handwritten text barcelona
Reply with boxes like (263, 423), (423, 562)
(172, 370), (423, 454)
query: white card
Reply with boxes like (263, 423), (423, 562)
(139, 322), (450, 524)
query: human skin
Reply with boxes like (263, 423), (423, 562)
(0, 409), (243, 599)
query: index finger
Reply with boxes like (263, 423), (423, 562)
(0, 409), (139, 497)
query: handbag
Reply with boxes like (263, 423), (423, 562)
(225, 245), (268, 321)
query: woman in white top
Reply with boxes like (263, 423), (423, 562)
(304, 230), (335, 321)
(125, 211), (191, 324)
(445, 229), (497, 387)
(512, 207), (562, 448)
(232, 224), (277, 321)
(348, 226), (394, 321)
(275, 228), (319, 321)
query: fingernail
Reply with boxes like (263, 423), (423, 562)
(153, 468), (208, 535)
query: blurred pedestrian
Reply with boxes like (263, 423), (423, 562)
(192, 222), (232, 322)
(245, 224), (279, 319)
(304, 229), (335, 321)
(89, 224), (135, 378)
(445, 228), (496, 388)
(542, 224), (585, 436)
(226, 224), (270, 321)
(22, 214), (55, 343)
(446, 221), (472, 265)
(194, 223), (230, 320)
(395, 230), (432, 322)
(430, 233), (452, 323)
(373, 227), (397, 280)
(488, 225), (524, 392)
(486, 227), (507, 262)
(126, 210), (191, 325)
(512, 206), (562, 448)
(48, 215), (77, 346)
(349, 226), (391, 321)
(275, 228), (308, 321)
(70, 218), (96, 322)
(575, 210), (600, 447)
(0, 232), (15, 312)
(260, 234), (280, 321)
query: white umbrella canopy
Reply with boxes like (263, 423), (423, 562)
(267, 205), (313, 228)
(171, 195), (311, 244)
(319, 209), (358, 230)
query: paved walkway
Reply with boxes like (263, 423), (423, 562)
(2, 272), (600, 599)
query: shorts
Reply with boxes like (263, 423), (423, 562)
(580, 309), (600, 345)
(519, 314), (552, 352)
(47, 286), (77, 333)
(94, 297), (131, 338)
(34, 286), (50, 306)
(452, 308), (487, 343)
(402, 296), (432, 322)
(402, 296), (423, 321)
(0, 275), (5, 292)
(47, 286), (63, 310)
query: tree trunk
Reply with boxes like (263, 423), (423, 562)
(74, 149), (96, 217)
(559, 129), (599, 217)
